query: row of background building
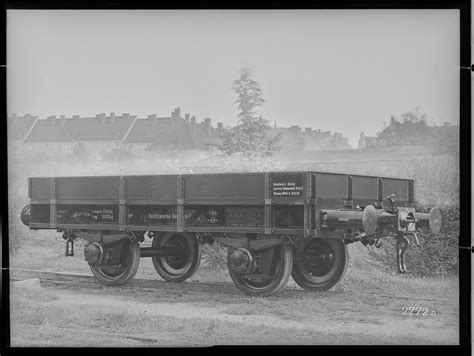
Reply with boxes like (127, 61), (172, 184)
(8, 107), (458, 174)
(8, 107), (352, 157)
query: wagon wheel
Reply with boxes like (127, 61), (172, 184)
(291, 238), (348, 291)
(227, 244), (293, 297)
(151, 232), (202, 282)
(20, 204), (31, 226)
(89, 238), (140, 286)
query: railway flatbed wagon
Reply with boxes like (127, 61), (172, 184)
(20, 171), (442, 296)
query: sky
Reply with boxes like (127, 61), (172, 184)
(7, 10), (460, 147)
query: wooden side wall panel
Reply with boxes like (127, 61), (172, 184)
(57, 176), (120, 200)
(184, 173), (265, 201)
(27, 172), (415, 233)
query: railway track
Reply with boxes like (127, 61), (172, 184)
(8, 267), (458, 306)
(13, 322), (209, 347)
(9, 268), (239, 295)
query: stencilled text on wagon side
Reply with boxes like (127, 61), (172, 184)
(272, 178), (304, 197)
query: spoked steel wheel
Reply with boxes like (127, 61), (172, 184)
(292, 238), (348, 291)
(227, 244), (293, 297)
(152, 232), (202, 282)
(89, 238), (140, 286)
(20, 204), (31, 226)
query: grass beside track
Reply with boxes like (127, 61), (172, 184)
(10, 275), (458, 346)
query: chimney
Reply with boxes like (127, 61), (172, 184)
(217, 122), (223, 132)
(204, 118), (211, 136)
(12, 113), (17, 118)
(148, 114), (158, 127)
(122, 113), (130, 118)
(60, 115), (66, 126)
(171, 107), (181, 120)
(185, 113), (190, 122)
(109, 112), (117, 124)
(305, 127), (312, 133)
(72, 115), (80, 119)
(47, 115), (57, 126)
(171, 108), (180, 129)
(443, 122), (451, 126)
(191, 116), (196, 134)
(24, 114), (31, 118)
(96, 112), (106, 125)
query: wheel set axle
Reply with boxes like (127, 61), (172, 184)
(61, 229), (350, 296)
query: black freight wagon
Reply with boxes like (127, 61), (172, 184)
(20, 171), (441, 296)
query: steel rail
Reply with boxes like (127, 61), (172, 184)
(14, 322), (209, 346)
(8, 267), (458, 304)
(9, 269), (458, 317)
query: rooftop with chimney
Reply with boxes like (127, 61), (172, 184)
(23, 113), (136, 143)
(9, 108), (352, 152)
(124, 108), (222, 150)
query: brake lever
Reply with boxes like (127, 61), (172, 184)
(396, 234), (410, 273)
(405, 231), (421, 248)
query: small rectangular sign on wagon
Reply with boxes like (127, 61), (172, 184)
(271, 173), (304, 198)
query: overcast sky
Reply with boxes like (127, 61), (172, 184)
(7, 10), (459, 147)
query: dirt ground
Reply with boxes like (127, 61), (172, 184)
(9, 275), (459, 347)
(8, 236), (459, 347)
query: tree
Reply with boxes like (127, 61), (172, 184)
(376, 107), (459, 156)
(377, 107), (429, 147)
(219, 67), (281, 171)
